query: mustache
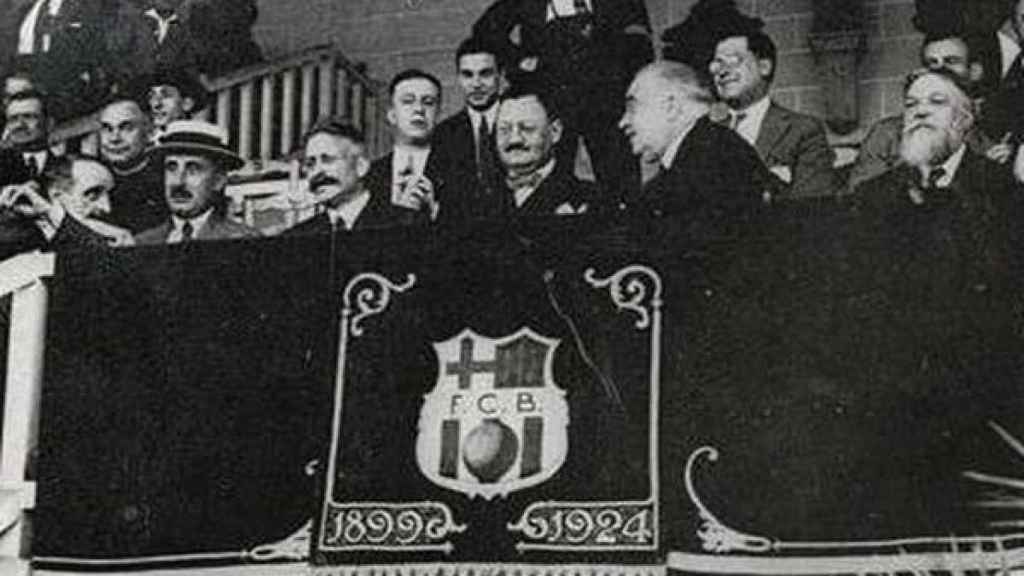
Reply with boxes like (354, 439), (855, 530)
(168, 186), (193, 200)
(903, 121), (938, 134)
(309, 174), (340, 189)
(502, 143), (529, 153)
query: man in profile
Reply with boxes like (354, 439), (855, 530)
(618, 60), (770, 243)
(287, 117), (423, 235)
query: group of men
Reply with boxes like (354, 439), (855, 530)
(0, 0), (1022, 264)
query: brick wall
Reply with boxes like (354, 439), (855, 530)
(252, 0), (922, 131)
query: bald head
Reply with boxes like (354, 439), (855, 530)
(619, 61), (713, 163)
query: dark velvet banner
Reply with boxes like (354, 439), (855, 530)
(28, 208), (1024, 574)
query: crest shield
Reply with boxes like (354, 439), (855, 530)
(417, 327), (569, 499)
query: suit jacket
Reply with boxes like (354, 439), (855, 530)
(364, 150), (466, 226)
(0, 0), (115, 118)
(753, 103), (838, 200)
(134, 211), (260, 245)
(635, 116), (772, 246)
(104, 158), (168, 234)
(431, 109), (505, 221)
(505, 162), (594, 217)
(472, 0), (653, 88)
(848, 114), (996, 192)
(283, 191), (426, 236)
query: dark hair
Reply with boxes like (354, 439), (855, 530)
(455, 36), (503, 69)
(99, 91), (147, 116)
(301, 116), (366, 149)
(499, 76), (560, 120)
(42, 154), (110, 192)
(920, 32), (974, 62)
(388, 68), (442, 98)
(5, 88), (48, 118)
(743, 30), (777, 83)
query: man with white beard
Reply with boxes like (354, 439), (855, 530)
(851, 67), (1022, 297)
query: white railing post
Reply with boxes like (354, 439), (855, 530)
(318, 58), (335, 120)
(300, 63), (316, 137)
(351, 82), (365, 130)
(216, 90), (232, 141)
(281, 69), (297, 156)
(335, 68), (349, 120)
(239, 80), (255, 160)
(0, 252), (56, 576)
(260, 76), (275, 165)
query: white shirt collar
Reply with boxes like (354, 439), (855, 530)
(547, 0), (591, 20)
(469, 104), (498, 133)
(730, 95), (772, 146)
(513, 159), (556, 208)
(327, 189), (371, 230)
(660, 118), (700, 170)
(928, 144), (966, 187)
(998, 30), (1022, 78)
(168, 209), (214, 243)
(22, 150), (48, 170)
(392, 146), (430, 179)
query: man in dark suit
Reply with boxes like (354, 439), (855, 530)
(0, 0), (114, 119)
(0, 155), (131, 256)
(494, 81), (592, 216)
(135, 120), (259, 244)
(97, 94), (167, 233)
(618, 60), (771, 243)
(3, 89), (59, 180)
(844, 68), (1024, 405)
(364, 69), (448, 226)
(710, 29), (839, 200)
(472, 0), (654, 205)
(286, 117), (423, 236)
(432, 36), (505, 221)
(849, 32), (999, 190)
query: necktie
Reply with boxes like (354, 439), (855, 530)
(181, 221), (194, 242)
(25, 155), (39, 178)
(730, 112), (747, 131)
(144, 8), (179, 45)
(476, 120), (499, 189)
(925, 167), (946, 189)
(1006, 51), (1024, 89)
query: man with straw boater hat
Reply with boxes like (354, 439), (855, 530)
(135, 119), (260, 244)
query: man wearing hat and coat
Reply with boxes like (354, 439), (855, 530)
(135, 119), (259, 243)
(130, 67), (209, 143)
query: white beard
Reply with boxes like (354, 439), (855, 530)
(900, 124), (954, 168)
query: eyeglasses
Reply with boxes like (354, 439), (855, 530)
(708, 53), (746, 73)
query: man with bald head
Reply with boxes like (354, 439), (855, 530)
(618, 60), (772, 242)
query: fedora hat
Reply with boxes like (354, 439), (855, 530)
(152, 120), (244, 171)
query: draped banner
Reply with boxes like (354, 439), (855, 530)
(27, 209), (1024, 574)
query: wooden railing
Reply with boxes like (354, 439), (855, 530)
(50, 43), (387, 164)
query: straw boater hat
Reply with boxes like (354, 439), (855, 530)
(151, 120), (245, 172)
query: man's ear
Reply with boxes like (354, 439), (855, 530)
(356, 155), (370, 179)
(550, 117), (563, 145)
(969, 62), (983, 84)
(213, 170), (229, 191)
(757, 58), (774, 80)
(386, 107), (397, 126)
(182, 96), (195, 114)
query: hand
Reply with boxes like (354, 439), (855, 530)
(77, 217), (135, 247)
(0, 182), (53, 219)
(986, 133), (1014, 164)
(395, 175), (439, 220)
(1014, 143), (1024, 184)
(519, 56), (539, 72)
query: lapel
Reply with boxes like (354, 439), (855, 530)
(753, 103), (791, 160)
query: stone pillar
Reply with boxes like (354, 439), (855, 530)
(808, 0), (867, 135)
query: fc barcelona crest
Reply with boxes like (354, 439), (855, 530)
(416, 327), (570, 500)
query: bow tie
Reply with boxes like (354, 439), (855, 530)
(506, 170), (546, 191)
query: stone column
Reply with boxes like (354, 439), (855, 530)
(808, 0), (867, 135)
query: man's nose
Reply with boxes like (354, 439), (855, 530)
(95, 194), (111, 214)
